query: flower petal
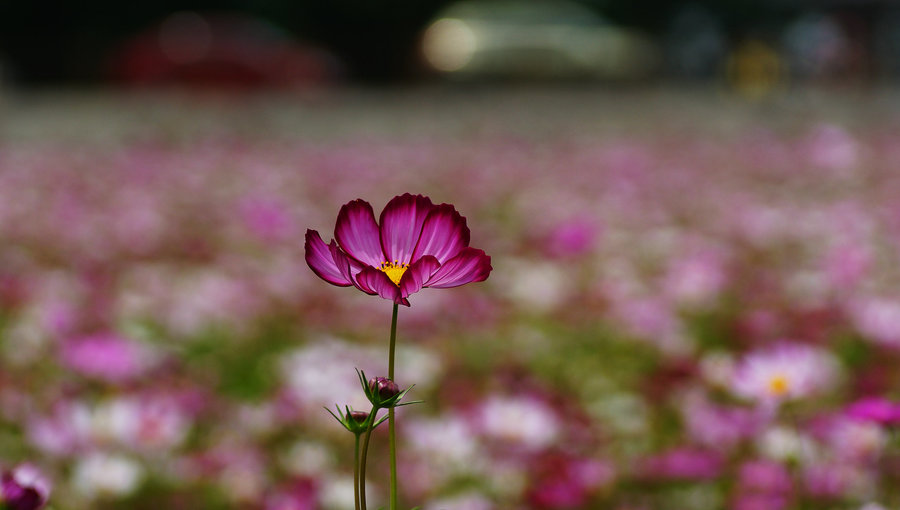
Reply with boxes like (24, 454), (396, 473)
(379, 194), (434, 265)
(411, 204), (470, 264)
(335, 199), (384, 267)
(305, 230), (353, 287)
(399, 255), (441, 299)
(329, 240), (375, 295)
(424, 247), (492, 289)
(356, 266), (406, 305)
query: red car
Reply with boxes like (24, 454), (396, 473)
(109, 11), (342, 89)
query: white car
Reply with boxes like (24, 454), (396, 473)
(421, 0), (659, 80)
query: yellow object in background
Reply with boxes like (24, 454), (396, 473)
(725, 39), (785, 100)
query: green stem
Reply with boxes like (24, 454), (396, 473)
(354, 433), (361, 510)
(358, 405), (378, 510)
(388, 302), (399, 510)
(389, 303), (398, 379)
(783, 403), (805, 510)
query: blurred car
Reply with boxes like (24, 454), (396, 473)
(420, 0), (659, 80)
(108, 11), (342, 89)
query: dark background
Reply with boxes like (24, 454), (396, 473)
(0, 0), (887, 84)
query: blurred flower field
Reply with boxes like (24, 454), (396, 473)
(2, 89), (900, 510)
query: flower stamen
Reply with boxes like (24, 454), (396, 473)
(379, 260), (409, 286)
(768, 374), (789, 397)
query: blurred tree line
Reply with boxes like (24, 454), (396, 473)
(0, 0), (868, 84)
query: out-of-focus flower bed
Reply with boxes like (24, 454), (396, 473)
(2, 90), (900, 510)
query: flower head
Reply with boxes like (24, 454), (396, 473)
(359, 371), (417, 409)
(368, 377), (400, 401)
(305, 194), (491, 306)
(1, 464), (50, 510)
(731, 342), (841, 404)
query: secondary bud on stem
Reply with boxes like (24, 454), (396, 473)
(368, 377), (400, 401)
(325, 405), (379, 436)
(349, 410), (369, 424)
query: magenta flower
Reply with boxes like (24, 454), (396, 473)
(1, 464), (50, 510)
(305, 194), (492, 306)
(845, 397), (900, 426)
(59, 332), (153, 383)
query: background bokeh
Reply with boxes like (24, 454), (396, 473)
(3, 2), (900, 510)
(1, 0), (897, 86)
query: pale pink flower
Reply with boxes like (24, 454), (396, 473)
(737, 459), (792, 495)
(823, 242), (871, 289)
(820, 416), (887, 463)
(662, 248), (728, 309)
(731, 342), (841, 404)
(803, 463), (862, 499)
(849, 296), (900, 349)
(681, 392), (769, 449)
(473, 395), (560, 450)
(27, 401), (93, 456)
(93, 395), (191, 452)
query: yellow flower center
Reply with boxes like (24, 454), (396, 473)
(768, 374), (790, 396)
(379, 260), (409, 286)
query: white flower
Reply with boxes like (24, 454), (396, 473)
(426, 491), (494, 510)
(475, 395), (560, 449)
(406, 415), (478, 467)
(757, 426), (817, 464)
(73, 453), (143, 498)
(320, 476), (359, 510)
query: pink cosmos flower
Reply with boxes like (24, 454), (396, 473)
(845, 397), (900, 426)
(730, 342), (841, 405)
(59, 332), (155, 383)
(305, 194), (492, 306)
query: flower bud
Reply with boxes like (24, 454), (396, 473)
(325, 405), (375, 435)
(348, 410), (369, 424)
(368, 377), (400, 401)
(1, 464), (50, 510)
